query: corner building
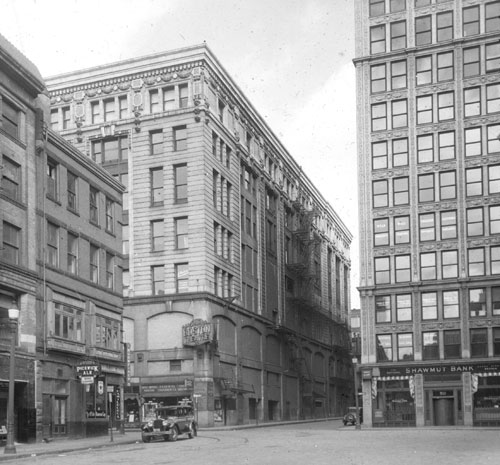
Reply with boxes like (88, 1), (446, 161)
(355, 0), (500, 427)
(46, 44), (353, 427)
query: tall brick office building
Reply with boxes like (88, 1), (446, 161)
(46, 44), (353, 426)
(355, 0), (500, 427)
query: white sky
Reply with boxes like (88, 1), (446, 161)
(0, 0), (359, 307)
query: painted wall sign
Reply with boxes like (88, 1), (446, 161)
(182, 319), (213, 346)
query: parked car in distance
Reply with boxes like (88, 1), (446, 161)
(141, 404), (197, 442)
(343, 406), (363, 426)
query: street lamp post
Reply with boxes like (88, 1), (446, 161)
(5, 307), (19, 454)
(352, 357), (361, 430)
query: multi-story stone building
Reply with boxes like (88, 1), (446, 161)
(0, 33), (124, 442)
(46, 44), (353, 427)
(355, 0), (500, 427)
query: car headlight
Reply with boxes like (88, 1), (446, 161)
(147, 421), (153, 427)
(162, 420), (169, 426)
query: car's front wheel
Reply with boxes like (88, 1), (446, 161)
(169, 426), (179, 441)
(345, 414), (355, 425)
(188, 423), (197, 438)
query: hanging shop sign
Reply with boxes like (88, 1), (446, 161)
(76, 360), (101, 380)
(182, 319), (213, 346)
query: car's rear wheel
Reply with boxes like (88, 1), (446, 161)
(142, 436), (151, 443)
(169, 426), (179, 441)
(188, 423), (197, 438)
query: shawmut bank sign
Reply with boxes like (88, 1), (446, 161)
(378, 362), (500, 377)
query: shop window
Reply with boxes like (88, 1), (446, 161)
(397, 333), (413, 361)
(470, 329), (488, 358)
(465, 127), (482, 157)
(419, 213), (435, 241)
(422, 292), (437, 320)
(373, 180), (388, 207)
(396, 294), (412, 322)
(443, 330), (461, 359)
(422, 331), (439, 360)
(464, 87), (481, 117)
(418, 173), (434, 202)
(438, 131), (455, 160)
(466, 167), (483, 197)
(420, 252), (436, 280)
(485, 1), (500, 33)
(391, 21), (407, 51)
(393, 177), (409, 205)
(443, 290), (459, 319)
(469, 288), (486, 317)
(374, 218), (389, 246)
(437, 51), (453, 81)
(417, 95), (433, 124)
(372, 141), (387, 169)
(376, 295), (391, 323)
(152, 265), (164, 295)
(395, 255), (411, 283)
(391, 60), (407, 89)
(375, 257), (390, 284)
(370, 25), (386, 54)
(416, 55), (432, 86)
(417, 134), (433, 163)
(376, 334), (392, 362)
(468, 247), (485, 276)
(436, 11), (453, 42)
(463, 5), (479, 37)
(416, 15), (431, 45)
(467, 207), (484, 236)
(442, 250), (458, 279)
(394, 216), (410, 244)
(440, 210), (457, 239)
(464, 46), (480, 77)
(371, 103), (387, 131)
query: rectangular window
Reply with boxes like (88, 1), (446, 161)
(442, 250), (458, 279)
(47, 159), (58, 200)
(419, 213), (435, 241)
(54, 303), (83, 342)
(179, 84), (189, 108)
(495, 328), (500, 356)
(175, 263), (189, 293)
(417, 95), (433, 124)
(370, 0), (385, 16)
(376, 334), (392, 362)
(464, 46), (481, 77)
(416, 15), (432, 45)
(150, 130), (163, 155)
(90, 101), (100, 124)
(436, 11), (453, 42)
(416, 55), (432, 86)
(151, 220), (164, 251)
(2, 221), (20, 265)
(465, 127), (482, 157)
(486, 43), (500, 73)
(486, 1), (500, 33)
(393, 177), (409, 205)
(106, 253), (114, 289)
(395, 255), (410, 283)
(470, 329), (488, 358)
(468, 248), (485, 276)
(47, 222), (59, 267)
(469, 288), (486, 317)
(464, 87), (481, 117)
(374, 218), (389, 246)
(89, 187), (99, 224)
(170, 360), (182, 372)
(441, 210), (457, 239)
(466, 167), (483, 197)
(394, 216), (410, 244)
(487, 84), (500, 114)
(439, 170), (456, 200)
(90, 244), (99, 284)
(91, 136), (128, 163)
(417, 134), (433, 163)
(420, 252), (436, 280)
(423, 332), (439, 360)
(50, 109), (58, 129)
(371, 64), (386, 93)
(375, 257), (390, 284)
(173, 126), (187, 151)
(391, 60), (407, 89)
(174, 164), (187, 202)
(1, 156), (20, 201)
(487, 124), (500, 153)
(490, 205), (500, 235)
(122, 224), (129, 255)
(375, 295), (391, 323)
(1, 99), (19, 139)
(105, 197), (114, 233)
(390, 20), (406, 51)
(103, 98), (115, 122)
(467, 207), (484, 236)
(492, 246), (500, 274)
(118, 95), (128, 119)
(67, 172), (77, 212)
(151, 167), (164, 205)
(175, 217), (188, 249)
(152, 265), (165, 295)
(392, 99), (408, 128)
(398, 333), (414, 361)
(373, 180), (388, 207)
(443, 290), (459, 318)
(372, 141), (388, 170)
(422, 292), (437, 320)
(62, 106), (70, 129)
(371, 103), (387, 131)
(396, 294), (412, 322)
(370, 25), (386, 54)
(95, 316), (120, 350)
(391, 0), (405, 13)
(392, 138), (408, 166)
(438, 131), (455, 160)
(463, 6), (480, 37)
(67, 233), (78, 274)
(163, 86), (175, 111)
(418, 173), (434, 202)
(437, 51), (453, 82)
(438, 92), (454, 121)
(149, 89), (159, 113)
(493, 287), (500, 316)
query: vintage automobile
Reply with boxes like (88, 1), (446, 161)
(343, 406), (363, 426)
(141, 404), (197, 442)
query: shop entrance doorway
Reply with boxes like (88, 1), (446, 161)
(433, 398), (454, 426)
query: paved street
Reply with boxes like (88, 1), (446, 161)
(6, 420), (500, 465)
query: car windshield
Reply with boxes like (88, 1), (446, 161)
(156, 408), (177, 418)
